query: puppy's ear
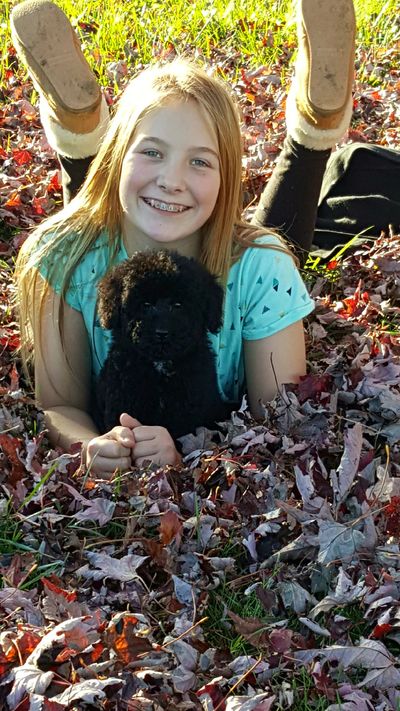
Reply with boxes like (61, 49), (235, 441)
(203, 273), (224, 334)
(97, 261), (132, 330)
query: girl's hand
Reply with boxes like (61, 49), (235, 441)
(85, 422), (136, 477)
(120, 413), (181, 468)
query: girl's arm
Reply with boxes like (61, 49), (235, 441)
(243, 320), (307, 417)
(34, 280), (135, 475)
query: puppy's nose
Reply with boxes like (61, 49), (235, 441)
(155, 328), (169, 341)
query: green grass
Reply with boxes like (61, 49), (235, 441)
(1, 0), (399, 90)
(204, 580), (339, 710)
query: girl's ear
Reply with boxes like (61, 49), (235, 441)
(97, 262), (132, 330)
(204, 273), (224, 334)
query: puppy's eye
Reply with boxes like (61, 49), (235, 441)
(174, 302), (182, 308)
(144, 302), (152, 309)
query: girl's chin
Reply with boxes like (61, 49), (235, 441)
(122, 216), (201, 252)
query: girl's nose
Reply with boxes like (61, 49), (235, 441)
(156, 160), (185, 192)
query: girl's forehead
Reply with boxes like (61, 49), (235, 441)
(133, 98), (219, 150)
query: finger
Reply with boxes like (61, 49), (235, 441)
(110, 426), (136, 447)
(132, 441), (158, 459)
(120, 412), (142, 429)
(88, 438), (131, 459)
(131, 426), (158, 442)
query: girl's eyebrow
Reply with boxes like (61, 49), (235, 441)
(139, 135), (219, 158)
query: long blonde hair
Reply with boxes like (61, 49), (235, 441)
(15, 59), (294, 368)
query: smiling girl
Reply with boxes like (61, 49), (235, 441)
(12, 0), (356, 476)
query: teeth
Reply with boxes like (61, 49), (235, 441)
(144, 198), (187, 213)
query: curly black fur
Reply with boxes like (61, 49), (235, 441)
(94, 250), (228, 439)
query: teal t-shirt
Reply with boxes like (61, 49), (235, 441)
(39, 233), (314, 404)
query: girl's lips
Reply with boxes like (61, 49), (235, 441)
(141, 197), (190, 213)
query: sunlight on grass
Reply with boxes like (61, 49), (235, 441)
(1, 0), (398, 89)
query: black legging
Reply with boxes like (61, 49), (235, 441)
(59, 137), (331, 261)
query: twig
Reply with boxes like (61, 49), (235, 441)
(214, 654), (263, 711)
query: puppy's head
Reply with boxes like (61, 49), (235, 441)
(97, 251), (223, 360)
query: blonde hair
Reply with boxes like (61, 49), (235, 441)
(15, 59), (294, 369)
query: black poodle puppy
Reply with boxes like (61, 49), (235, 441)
(94, 250), (228, 439)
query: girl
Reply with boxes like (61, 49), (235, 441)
(12, 0), (356, 477)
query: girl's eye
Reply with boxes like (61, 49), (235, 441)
(144, 302), (152, 309)
(174, 302), (182, 308)
(143, 149), (161, 158)
(192, 158), (209, 168)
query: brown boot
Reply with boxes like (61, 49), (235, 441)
(286, 0), (356, 149)
(11, 0), (104, 136)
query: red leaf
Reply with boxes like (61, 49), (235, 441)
(326, 259), (338, 270)
(12, 149), (32, 166)
(371, 623), (392, 639)
(47, 172), (62, 194)
(15, 627), (42, 661)
(385, 496), (400, 536)
(298, 373), (332, 403)
(32, 196), (46, 215)
(103, 614), (152, 663)
(0, 146), (7, 159)
(0, 433), (26, 483)
(42, 578), (77, 602)
(0, 646), (19, 677)
(0, 330), (21, 350)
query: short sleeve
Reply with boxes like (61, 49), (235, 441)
(240, 238), (314, 340)
(36, 234), (82, 311)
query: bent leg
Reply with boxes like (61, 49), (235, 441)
(252, 138), (331, 259)
(252, 0), (356, 262)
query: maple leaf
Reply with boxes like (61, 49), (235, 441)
(6, 664), (54, 708)
(42, 578), (77, 603)
(295, 639), (400, 688)
(78, 551), (148, 582)
(73, 497), (116, 526)
(25, 617), (100, 668)
(50, 677), (122, 705)
(63, 483), (116, 525)
(41, 578), (89, 623)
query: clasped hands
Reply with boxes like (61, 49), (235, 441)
(85, 413), (181, 477)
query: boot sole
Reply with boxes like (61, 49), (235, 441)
(301, 0), (355, 114)
(11, 0), (100, 114)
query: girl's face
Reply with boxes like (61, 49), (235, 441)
(119, 98), (221, 254)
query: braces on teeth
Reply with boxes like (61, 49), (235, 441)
(145, 198), (186, 213)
